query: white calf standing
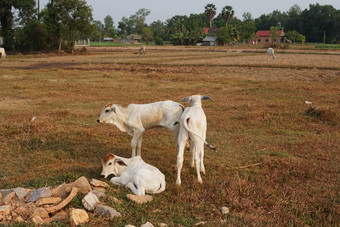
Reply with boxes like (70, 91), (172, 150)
(101, 153), (166, 195)
(97, 100), (184, 157)
(0, 47), (6, 58)
(176, 94), (214, 185)
(267, 47), (275, 60)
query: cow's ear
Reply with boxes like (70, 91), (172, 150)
(115, 159), (127, 166)
(111, 104), (121, 113)
(181, 96), (190, 102)
(201, 96), (212, 101)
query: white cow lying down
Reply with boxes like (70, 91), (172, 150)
(101, 153), (166, 195)
(97, 100), (184, 157)
(0, 47), (6, 58)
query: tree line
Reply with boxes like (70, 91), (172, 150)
(0, 1), (339, 51)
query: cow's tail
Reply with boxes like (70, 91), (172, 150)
(183, 117), (217, 151)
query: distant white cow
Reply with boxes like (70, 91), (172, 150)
(267, 47), (276, 60)
(0, 47), (6, 58)
(176, 94), (215, 185)
(97, 100), (184, 157)
(101, 153), (166, 195)
(139, 45), (145, 54)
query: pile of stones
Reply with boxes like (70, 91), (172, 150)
(0, 176), (131, 225)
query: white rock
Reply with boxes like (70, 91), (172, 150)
(159, 223), (168, 227)
(124, 225), (136, 227)
(12, 187), (29, 200)
(3, 192), (16, 204)
(126, 194), (153, 204)
(221, 206), (230, 214)
(31, 116), (36, 122)
(141, 222), (154, 227)
(90, 179), (109, 188)
(0, 205), (11, 216)
(73, 176), (92, 195)
(82, 192), (99, 211)
(92, 189), (106, 200)
(27, 187), (52, 202)
(31, 207), (49, 219)
(69, 208), (89, 226)
(305, 101), (312, 105)
(94, 205), (121, 219)
(194, 221), (207, 226)
(32, 215), (44, 224)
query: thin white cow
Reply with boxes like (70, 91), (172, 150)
(176, 94), (215, 185)
(97, 100), (184, 157)
(0, 47), (6, 58)
(101, 153), (166, 195)
(267, 47), (276, 60)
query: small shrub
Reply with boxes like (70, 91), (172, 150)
(155, 37), (164, 45)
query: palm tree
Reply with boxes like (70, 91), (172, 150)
(222, 6), (234, 26)
(205, 4), (216, 28)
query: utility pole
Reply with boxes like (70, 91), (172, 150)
(324, 31), (326, 44)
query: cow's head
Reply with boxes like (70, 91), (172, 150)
(100, 153), (127, 178)
(97, 103), (121, 124)
(181, 94), (212, 106)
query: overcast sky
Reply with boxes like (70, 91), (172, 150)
(39, 0), (340, 25)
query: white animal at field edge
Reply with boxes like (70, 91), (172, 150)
(176, 94), (215, 186)
(267, 47), (276, 60)
(101, 153), (165, 195)
(0, 47), (6, 58)
(97, 100), (184, 157)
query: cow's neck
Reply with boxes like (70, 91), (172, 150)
(113, 107), (130, 132)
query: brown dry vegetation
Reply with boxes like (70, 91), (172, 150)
(0, 46), (339, 226)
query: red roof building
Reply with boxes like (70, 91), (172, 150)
(249, 30), (285, 45)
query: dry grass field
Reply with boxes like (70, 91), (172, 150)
(0, 46), (339, 226)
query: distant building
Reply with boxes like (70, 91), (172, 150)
(202, 36), (218, 46)
(201, 28), (218, 46)
(249, 30), (285, 45)
(103, 37), (114, 42)
(203, 28), (217, 35)
(128, 34), (142, 44)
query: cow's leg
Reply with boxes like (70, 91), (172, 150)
(190, 140), (195, 168)
(110, 177), (122, 186)
(194, 142), (203, 184)
(126, 182), (145, 195)
(131, 129), (144, 157)
(176, 128), (189, 186)
(136, 134), (143, 156)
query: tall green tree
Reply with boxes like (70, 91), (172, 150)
(204, 4), (216, 28)
(215, 24), (239, 45)
(44, 0), (93, 51)
(0, 0), (36, 49)
(221, 6), (234, 26)
(241, 12), (255, 42)
(104, 15), (115, 37)
(118, 8), (150, 35)
(151, 20), (166, 40)
(301, 4), (338, 43)
(285, 5), (302, 32)
(141, 27), (153, 44)
(269, 26), (280, 43)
